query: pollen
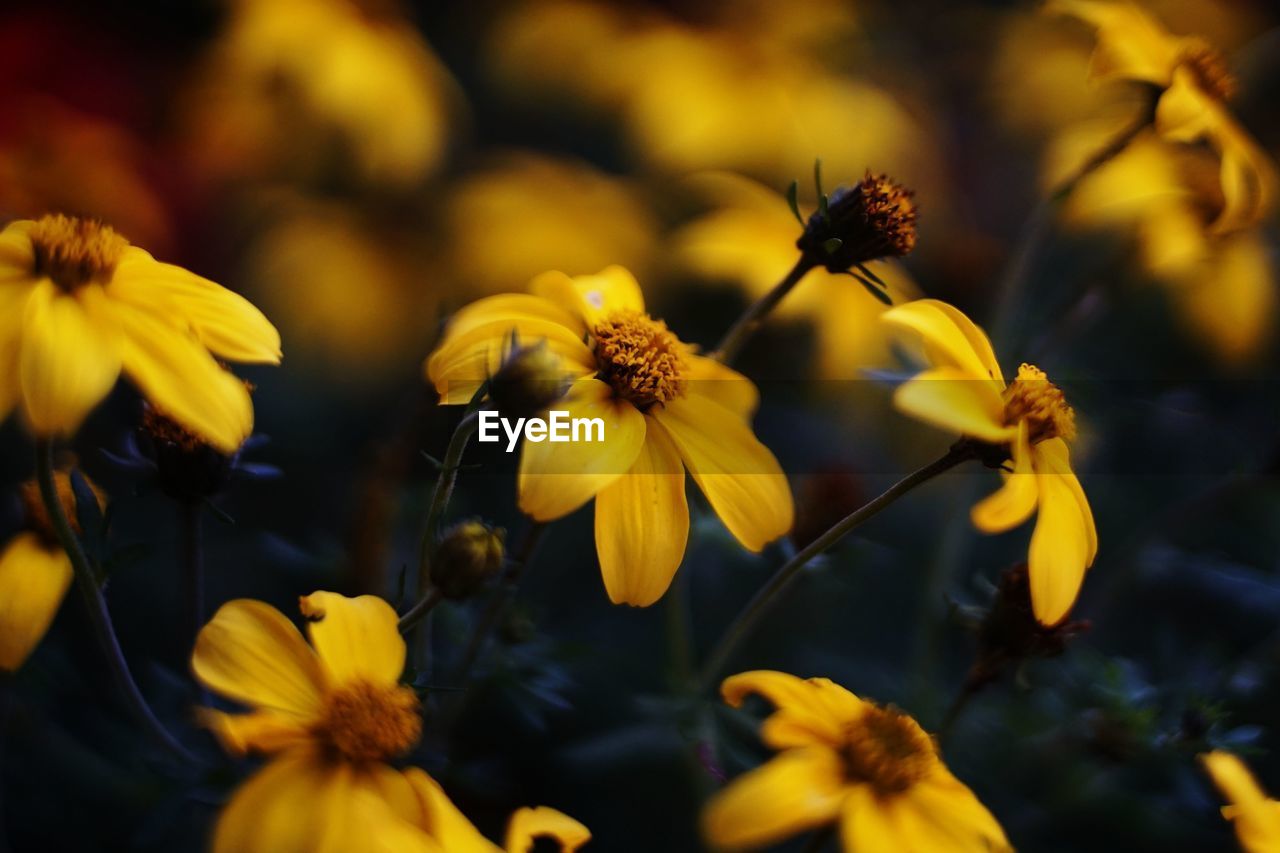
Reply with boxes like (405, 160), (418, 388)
(843, 704), (937, 794)
(1178, 39), (1236, 102)
(592, 310), (688, 408)
(857, 172), (919, 258)
(28, 214), (130, 292)
(316, 680), (422, 763)
(1003, 364), (1077, 444)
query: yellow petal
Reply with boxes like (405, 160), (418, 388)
(838, 784), (899, 853)
(297, 591), (404, 686)
(1035, 438), (1098, 564)
(971, 422), (1038, 532)
(1047, 0), (1180, 85)
(652, 393), (792, 552)
(890, 769), (1012, 852)
(0, 532), (73, 672)
(1199, 753), (1280, 853)
(426, 315), (595, 404)
(594, 422), (688, 606)
(0, 226), (35, 286)
(530, 265), (645, 326)
(0, 281), (35, 421)
(722, 671), (864, 750)
(192, 599), (326, 718)
(686, 355), (759, 420)
(504, 806), (591, 852)
(402, 768), (503, 853)
(1027, 444), (1093, 625)
(892, 367), (1012, 444)
(110, 248), (282, 364)
(1211, 125), (1276, 235)
(517, 378), (647, 521)
(1202, 752), (1269, 809)
(702, 748), (847, 850)
(439, 292), (586, 341)
(198, 708), (313, 757)
(881, 299), (1003, 382)
(19, 280), (122, 436)
(113, 300), (254, 453)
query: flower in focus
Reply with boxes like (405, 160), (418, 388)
(673, 173), (920, 378)
(702, 670), (1010, 851)
(426, 266), (793, 606)
(1049, 0), (1276, 234)
(0, 215), (280, 451)
(882, 299), (1097, 625)
(193, 592), (427, 852)
(0, 472), (100, 672)
(1200, 751), (1280, 852)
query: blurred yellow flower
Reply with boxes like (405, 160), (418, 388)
(426, 266), (793, 606)
(193, 592), (428, 852)
(1201, 751), (1280, 852)
(673, 173), (919, 378)
(882, 300), (1097, 625)
(0, 215), (279, 451)
(444, 153), (659, 296)
(1049, 0), (1276, 234)
(0, 473), (100, 672)
(702, 670), (1010, 851)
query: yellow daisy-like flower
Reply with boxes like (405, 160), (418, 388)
(193, 592), (429, 853)
(1201, 751), (1280, 852)
(1049, 0), (1276, 234)
(425, 265), (793, 607)
(0, 473), (100, 672)
(0, 214), (280, 452)
(702, 671), (1011, 852)
(881, 299), (1097, 625)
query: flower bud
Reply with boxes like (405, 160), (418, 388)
(431, 519), (505, 600)
(488, 340), (570, 421)
(797, 171), (917, 272)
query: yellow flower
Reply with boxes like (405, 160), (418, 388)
(193, 592), (426, 852)
(0, 214), (280, 452)
(702, 670), (1011, 852)
(1201, 751), (1280, 852)
(881, 300), (1097, 625)
(1049, 0), (1276, 234)
(0, 473), (100, 672)
(426, 266), (793, 606)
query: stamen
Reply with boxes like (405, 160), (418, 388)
(843, 704), (937, 794)
(592, 310), (688, 408)
(316, 680), (422, 763)
(28, 214), (129, 292)
(1003, 364), (1076, 444)
(1178, 40), (1236, 102)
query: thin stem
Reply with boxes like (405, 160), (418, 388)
(697, 445), (975, 691)
(417, 409), (482, 586)
(398, 587), (444, 634)
(712, 256), (816, 365)
(937, 680), (982, 747)
(34, 440), (192, 762)
(180, 502), (204, 648)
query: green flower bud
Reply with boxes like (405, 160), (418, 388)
(431, 519), (505, 600)
(489, 339), (571, 420)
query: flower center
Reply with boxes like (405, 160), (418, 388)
(843, 704), (936, 794)
(28, 214), (129, 292)
(316, 680), (422, 763)
(592, 310), (688, 408)
(856, 172), (918, 257)
(1178, 40), (1236, 102)
(1003, 363), (1076, 444)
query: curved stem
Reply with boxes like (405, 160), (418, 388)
(696, 444), (975, 692)
(712, 256), (816, 365)
(398, 587), (444, 634)
(34, 440), (192, 762)
(417, 409), (482, 582)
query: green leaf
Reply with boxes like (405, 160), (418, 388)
(785, 179), (804, 226)
(856, 263), (887, 287)
(823, 238), (843, 255)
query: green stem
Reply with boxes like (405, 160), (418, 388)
(696, 444), (975, 692)
(712, 256), (816, 365)
(34, 440), (192, 763)
(398, 587), (444, 634)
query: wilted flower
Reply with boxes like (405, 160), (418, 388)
(797, 171), (918, 272)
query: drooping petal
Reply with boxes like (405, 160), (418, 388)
(838, 785), (900, 853)
(402, 768), (503, 853)
(880, 299), (1003, 382)
(298, 592), (405, 686)
(971, 422), (1038, 532)
(0, 533), (73, 672)
(192, 599), (326, 718)
(652, 393), (792, 552)
(504, 807), (591, 852)
(1048, 0), (1181, 86)
(110, 248), (282, 364)
(0, 280), (35, 420)
(702, 748), (847, 850)
(1026, 444), (1093, 625)
(426, 315), (595, 404)
(594, 422), (688, 607)
(198, 708), (313, 757)
(530, 265), (645, 326)
(1035, 438), (1097, 565)
(517, 378), (647, 521)
(686, 355), (758, 420)
(722, 671), (865, 750)
(889, 768), (1012, 852)
(19, 281), (122, 436)
(113, 300), (254, 453)
(892, 367), (1011, 444)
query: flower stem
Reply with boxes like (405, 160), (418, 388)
(180, 501), (204, 649)
(398, 586), (444, 634)
(696, 444), (975, 692)
(711, 256), (816, 365)
(34, 439), (192, 763)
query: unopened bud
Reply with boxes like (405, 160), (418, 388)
(489, 340), (570, 420)
(431, 519), (505, 600)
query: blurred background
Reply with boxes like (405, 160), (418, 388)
(1, 0), (1279, 849)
